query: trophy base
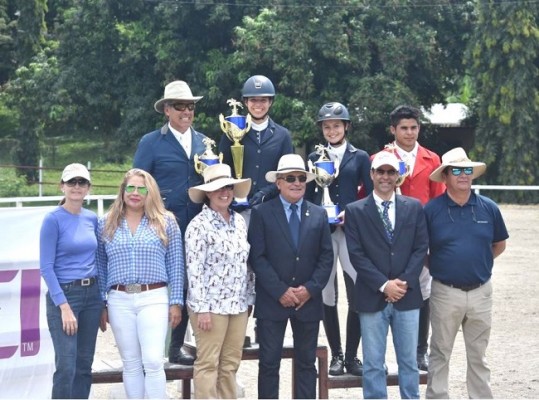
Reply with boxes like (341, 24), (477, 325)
(234, 197), (249, 206)
(324, 204), (341, 224)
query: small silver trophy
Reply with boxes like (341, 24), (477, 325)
(308, 144), (340, 223)
(194, 138), (222, 175)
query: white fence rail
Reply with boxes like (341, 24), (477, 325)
(1, 185), (538, 215)
(0, 195), (117, 216)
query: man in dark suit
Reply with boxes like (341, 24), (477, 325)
(248, 154), (333, 399)
(345, 151), (428, 399)
(133, 80), (207, 365)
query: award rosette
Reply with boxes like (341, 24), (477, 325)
(194, 138), (222, 175)
(383, 142), (409, 190)
(219, 98), (252, 205)
(309, 144), (341, 224)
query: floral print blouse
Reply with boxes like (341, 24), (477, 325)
(185, 204), (255, 314)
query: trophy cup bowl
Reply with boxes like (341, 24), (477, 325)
(220, 99), (251, 206)
(310, 157), (341, 224)
(194, 138), (222, 175)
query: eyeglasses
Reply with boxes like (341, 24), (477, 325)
(170, 103), (195, 112)
(65, 178), (90, 187)
(373, 168), (398, 177)
(125, 185), (149, 195)
(215, 184), (234, 191)
(279, 175), (308, 183)
(450, 167), (473, 176)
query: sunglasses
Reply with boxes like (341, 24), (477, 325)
(65, 178), (90, 187)
(373, 168), (398, 177)
(170, 103), (195, 112)
(450, 167), (473, 176)
(125, 185), (149, 195)
(280, 175), (308, 183)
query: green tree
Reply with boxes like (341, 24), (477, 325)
(467, 1), (539, 202)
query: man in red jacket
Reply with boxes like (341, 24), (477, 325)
(376, 105), (445, 371)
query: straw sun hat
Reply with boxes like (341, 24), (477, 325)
(188, 164), (251, 203)
(265, 154), (317, 183)
(154, 81), (203, 113)
(430, 147), (487, 182)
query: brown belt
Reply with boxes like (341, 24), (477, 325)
(111, 282), (167, 294)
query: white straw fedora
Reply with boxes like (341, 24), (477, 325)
(188, 164), (251, 203)
(154, 81), (203, 113)
(265, 154), (317, 183)
(430, 147), (487, 182)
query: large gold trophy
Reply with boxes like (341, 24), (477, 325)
(384, 142), (410, 193)
(219, 98), (251, 204)
(194, 138), (222, 174)
(308, 144), (341, 223)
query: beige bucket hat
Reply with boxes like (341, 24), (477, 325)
(154, 81), (203, 113)
(430, 147), (486, 182)
(265, 154), (317, 183)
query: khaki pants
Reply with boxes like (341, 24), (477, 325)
(426, 280), (493, 399)
(189, 310), (248, 399)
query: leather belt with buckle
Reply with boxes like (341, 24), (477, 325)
(62, 277), (97, 287)
(111, 282), (167, 294)
(436, 279), (485, 292)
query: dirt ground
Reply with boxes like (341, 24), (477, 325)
(90, 204), (539, 399)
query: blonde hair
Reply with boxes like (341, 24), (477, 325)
(102, 168), (173, 246)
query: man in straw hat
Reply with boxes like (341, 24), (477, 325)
(247, 154), (333, 398)
(133, 80), (207, 365)
(345, 151), (428, 399)
(424, 147), (508, 399)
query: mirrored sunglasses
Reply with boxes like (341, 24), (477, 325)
(125, 185), (149, 195)
(450, 167), (473, 176)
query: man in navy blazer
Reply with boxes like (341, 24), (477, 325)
(133, 80), (207, 365)
(248, 154), (333, 399)
(345, 151), (428, 399)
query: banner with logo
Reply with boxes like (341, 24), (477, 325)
(0, 207), (55, 398)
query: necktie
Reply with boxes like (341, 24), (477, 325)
(381, 200), (394, 242)
(289, 203), (300, 248)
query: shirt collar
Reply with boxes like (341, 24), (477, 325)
(394, 141), (418, 159)
(168, 123), (191, 137)
(279, 195), (304, 211)
(372, 192), (396, 207)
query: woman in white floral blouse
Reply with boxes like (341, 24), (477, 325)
(185, 163), (255, 399)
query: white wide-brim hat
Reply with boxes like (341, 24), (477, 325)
(265, 154), (317, 183)
(430, 147), (487, 182)
(188, 164), (251, 203)
(154, 80), (203, 113)
(62, 163), (91, 182)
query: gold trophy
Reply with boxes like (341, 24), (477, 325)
(308, 144), (341, 223)
(384, 142), (409, 193)
(219, 98), (251, 205)
(194, 138), (222, 175)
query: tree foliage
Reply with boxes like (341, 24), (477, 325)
(467, 1), (539, 202)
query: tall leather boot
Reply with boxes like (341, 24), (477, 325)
(168, 295), (194, 365)
(323, 305), (344, 375)
(417, 298), (430, 371)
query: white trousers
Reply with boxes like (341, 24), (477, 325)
(108, 287), (169, 399)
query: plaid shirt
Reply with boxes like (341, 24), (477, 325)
(96, 214), (184, 305)
(185, 205), (255, 314)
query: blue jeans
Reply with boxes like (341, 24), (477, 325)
(360, 304), (420, 399)
(46, 282), (102, 399)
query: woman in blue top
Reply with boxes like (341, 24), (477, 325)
(96, 168), (184, 399)
(40, 163), (103, 399)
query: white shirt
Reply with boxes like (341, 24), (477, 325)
(327, 141), (347, 165)
(169, 124), (192, 158)
(395, 142), (418, 175)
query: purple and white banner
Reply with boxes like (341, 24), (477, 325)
(0, 207), (55, 398)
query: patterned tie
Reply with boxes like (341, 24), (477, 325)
(381, 200), (394, 242)
(289, 203), (300, 248)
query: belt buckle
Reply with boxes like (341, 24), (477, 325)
(125, 283), (142, 294)
(80, 278), (91, 286)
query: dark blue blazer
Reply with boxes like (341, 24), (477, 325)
(218, 118), (294, 201)
(133, 124), (207, 235)
(248, 197), (333, 321)
(344, 194), (428, 313)
(306, 142), (373, 207)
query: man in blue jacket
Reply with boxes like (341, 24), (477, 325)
(133, 80), (207, 365)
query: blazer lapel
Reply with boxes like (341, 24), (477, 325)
(271, 199), (297, 250)
(392, 196), (408, 239)
(365, 195), (391, 244)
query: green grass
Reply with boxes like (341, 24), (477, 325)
(0, 138), (133, 198)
